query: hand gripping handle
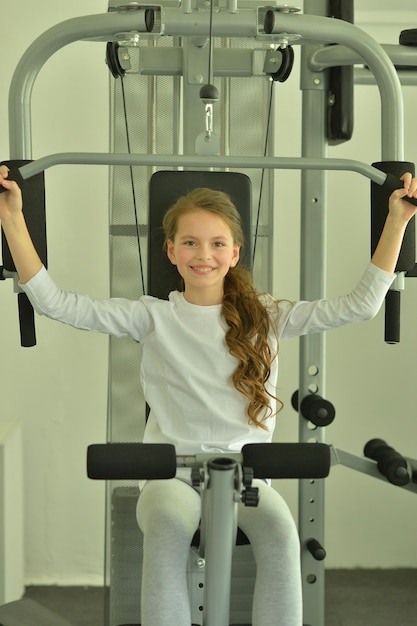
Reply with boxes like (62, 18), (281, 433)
(0, 167), (25, 193)
(382, 172), (417, 207)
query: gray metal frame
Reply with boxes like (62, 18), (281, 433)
(5, 3), (417, 626)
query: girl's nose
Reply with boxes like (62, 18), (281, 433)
(197, 244), (212, 259)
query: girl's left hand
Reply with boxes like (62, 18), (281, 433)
(389, 172), (417, 224)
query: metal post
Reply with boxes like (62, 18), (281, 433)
(203, 458), (238, 626)
(298, 3), (328, 625)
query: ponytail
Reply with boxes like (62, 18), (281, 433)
(222, 266), (283, 429)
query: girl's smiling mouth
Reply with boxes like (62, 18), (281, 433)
(190, 265), (216, 273)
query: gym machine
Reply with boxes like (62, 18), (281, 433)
(1, 2), (417, 625)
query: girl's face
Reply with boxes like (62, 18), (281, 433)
(167, 209), (241, 305)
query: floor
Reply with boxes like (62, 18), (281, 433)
(22, 569), (417, 626)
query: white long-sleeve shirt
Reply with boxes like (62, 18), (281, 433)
(22, 263), (395, 455)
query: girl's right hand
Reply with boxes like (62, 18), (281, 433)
(0, 165), (23, 221)
(0, 164), (42, 283)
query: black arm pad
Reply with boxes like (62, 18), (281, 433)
(242, 443), (331, 479)
(87, 443), (177, 480)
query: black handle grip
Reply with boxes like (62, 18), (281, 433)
(306, 538), (327, 561)
(384, 289), (400, 344)
(18, 292), (36, 347)
(292, 390), (336, 427)
(300, 394), (336, 427)
(242, 443), (331, 479)
(87, 443), (177, 480)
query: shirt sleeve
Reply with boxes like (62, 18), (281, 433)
(20, 266), (153, 341)
(275, 262), (396, 340)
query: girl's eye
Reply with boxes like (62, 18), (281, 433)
(184, 241), (196, 246)
(213, 241), (225, 247)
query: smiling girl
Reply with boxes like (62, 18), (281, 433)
(1, 166), (417, 625)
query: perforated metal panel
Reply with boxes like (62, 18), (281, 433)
(106, 27), (275, 626)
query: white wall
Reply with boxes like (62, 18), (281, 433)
(0, 1), (416, 587)
(0, 1), (109, 585)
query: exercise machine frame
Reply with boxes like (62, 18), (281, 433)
(2, 2), (417, 625)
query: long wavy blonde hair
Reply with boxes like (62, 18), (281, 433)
(162, 187), (283, 429)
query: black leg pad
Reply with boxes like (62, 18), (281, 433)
(242, 443), (331, 479)
(87, 443), (177, 480)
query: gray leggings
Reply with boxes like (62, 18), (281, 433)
(136, 478), (302, 626)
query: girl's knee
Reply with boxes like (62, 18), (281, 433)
(238, 481), (299, 547)
(136, 479), (201, 538)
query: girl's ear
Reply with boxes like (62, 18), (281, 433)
(230, 243), (241, 267)
(166, 240), (177, 265)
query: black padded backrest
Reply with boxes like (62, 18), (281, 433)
(148, 170), (252, 299)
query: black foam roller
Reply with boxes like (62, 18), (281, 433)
(300, 394), (336, 427)
(242, 443), (330, 479)
(371, 161), (416, 272)
(364, 438), (410, 486)
(87, 443), (177, 480)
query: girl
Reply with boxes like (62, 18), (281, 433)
(1, 165), (417, 625)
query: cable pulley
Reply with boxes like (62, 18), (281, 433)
(106, 42), (128, 79)
(264, 45), (295, 82)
